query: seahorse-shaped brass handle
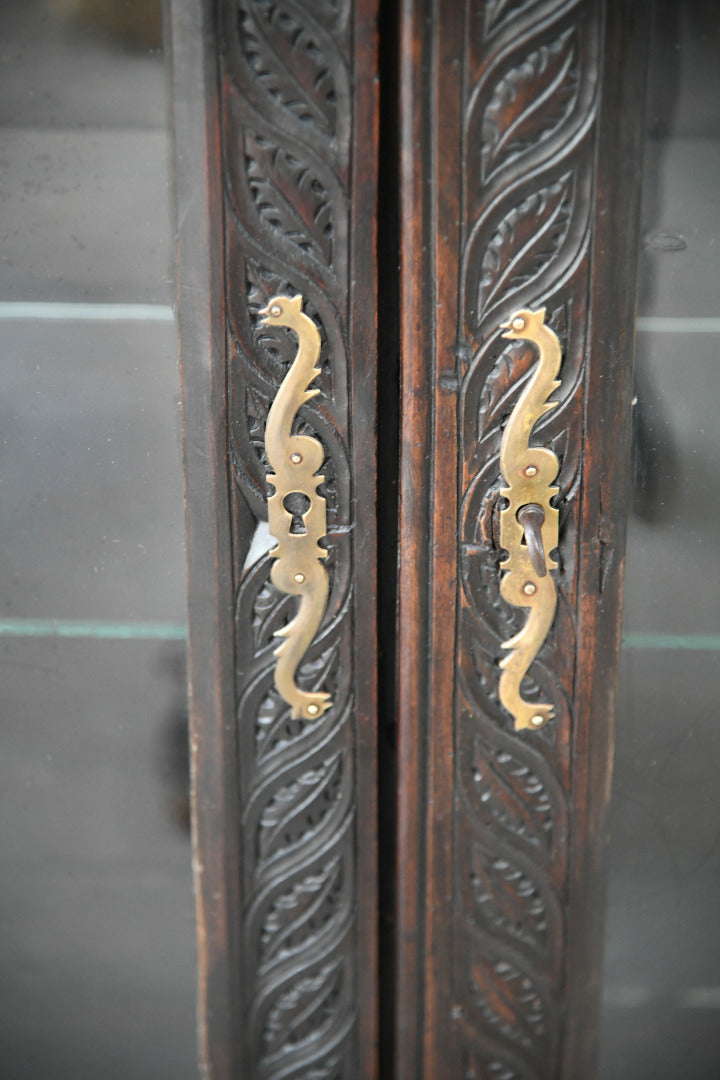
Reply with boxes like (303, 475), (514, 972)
(497, 307), (562, 731)
(261, 294), (331, 721)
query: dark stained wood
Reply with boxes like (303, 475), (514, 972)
(169, 0), (380, 1076)
(393, 0), (436, 1073)
(167, 3), (239, 1075)
(394, 2), (648, 1078)
(562, 3), (650, 1074)
(171, 0), (648, 1074)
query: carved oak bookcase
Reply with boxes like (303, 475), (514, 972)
(168, 1), (648, 1077)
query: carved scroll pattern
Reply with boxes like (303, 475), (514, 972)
(454, 1), (601, 1075)
(219, 1), (357, 1075)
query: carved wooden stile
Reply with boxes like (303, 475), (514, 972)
(396, 1), (647, 1077)
(170, 0), (379, 1076)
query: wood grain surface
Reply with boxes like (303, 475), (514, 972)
(395, 2), (648, 1077)
(170, 0), (379, 1076)
(171, 0), (647, 1075)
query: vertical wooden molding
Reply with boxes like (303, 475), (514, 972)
(397, 1), (647, 1077)
(171, 1), (379, 1076)
(454, 3), (600, 1074)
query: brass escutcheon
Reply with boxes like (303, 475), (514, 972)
(497, 307), (562, 732)
(261, 295), (332, 721)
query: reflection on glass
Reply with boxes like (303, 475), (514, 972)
(600, 3), (720, 1076)
(0, 2), (195, 1077)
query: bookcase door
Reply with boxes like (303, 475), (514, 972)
(393, 2), (647, 1078)
(170, 2), (380, 1077)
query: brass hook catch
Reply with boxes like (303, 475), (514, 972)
(517, 503), (547, 578)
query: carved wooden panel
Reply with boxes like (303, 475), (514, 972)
(454, 4), (597, 1073)
(395, 1), (648, 1078)
(173, 0), (646, 1074)
(170, 1), (379, 1077)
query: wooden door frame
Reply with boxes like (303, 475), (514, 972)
(169, 0), (650, 1076)
(168, 1), (380, 1076)
(394, 1), (649, 1076)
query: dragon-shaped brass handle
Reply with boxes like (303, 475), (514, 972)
(260, 294), (331, 721)
(498, 307), (561, 731)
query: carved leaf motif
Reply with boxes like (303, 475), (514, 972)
(554, 422), (582, 511)
(482, 30), (579, 180)
(468, 947), (549, 1052)
(462, 1048), (523, 1080)
(477, 342), (535, 439)
(260, 858), (343, 965)
(466, 729), (558, 860)
(299, 639), (340, 688)
(257, 754), (344, 863)
(262, 960), (342, 1055)
(460, 549), (505, 640)
(237, 0), (348, 143)
(477, 175), (573, 320)
(245, 384), (271, 466)
(246, 258), (297, 322)
(469, 842), (552, 957)
(227, 365), (275, 513)
(246, 383), (268, 436)
(252, 579), (295, 651)
(277, 1052), (345, 1080)
(254, 690), (322, 759)
(222, 0), (356, 1072)
(456, 0), (601, 1072)
(484, 0), (541, 38)
(255, 690), (285, 747)
(467, 624), (499, 698)
(245, 130), (334, 264)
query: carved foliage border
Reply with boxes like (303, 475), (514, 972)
(219, 1), (357, 1076)
(454, 1), (602, 1076)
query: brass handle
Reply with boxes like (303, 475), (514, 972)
(260, 295), (332, 721)
(497, 307), (561, 732)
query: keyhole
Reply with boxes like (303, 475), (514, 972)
(283, 491), (311, 534)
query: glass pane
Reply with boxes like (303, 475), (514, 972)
(599, 2), (720, 1075)
(0, 2), (195, 1076)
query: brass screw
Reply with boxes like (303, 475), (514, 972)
(512, 316), (525, 331)
(531, 714), (546, 728)
(524, 465), (538, 477)
(269, 303), (281, 317)
(307, 704), (319, 716)
(523, 581), (536, 596)
(294, 572), (305, 583)
(290, 452), (302, 464)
